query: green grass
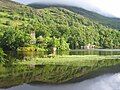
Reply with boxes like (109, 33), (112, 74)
(17, 55), (120, 66)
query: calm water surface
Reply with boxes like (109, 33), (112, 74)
(1, 49), (120, 90)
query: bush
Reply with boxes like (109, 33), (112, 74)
(59, 37), (70, 51)
(1, 27), (31, 50)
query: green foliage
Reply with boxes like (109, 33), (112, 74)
(0, 0), (119, 51)
(1, 27), (31, 50)
(0, 48), (5, 63)
(17, 45), (46, 52)
(62, 6), (120, 30)
(5, 21), (11, 25)
(36, 36), (69, 51)
(30, 4), (120, 30)
(59, 37), (70, 51)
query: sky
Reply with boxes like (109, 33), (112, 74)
(12, 0), (120, 18)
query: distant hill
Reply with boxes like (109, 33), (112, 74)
(28, 3), (120, 30)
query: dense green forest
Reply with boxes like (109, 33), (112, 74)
(29, 3), (120, 30)
(0, 0), (120, 54)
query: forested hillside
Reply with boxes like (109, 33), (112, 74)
(29, 3), (120, 30)
(64, 6), (120, 30)
(0, 0), (120, 51)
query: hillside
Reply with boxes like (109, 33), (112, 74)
(0, 0), (120, 50)
(64, 6), (120, 30)
(28, 3), (120, 30)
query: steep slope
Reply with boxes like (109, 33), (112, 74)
(0, 0), (100, 30)
(64, 6), (120, 30)
(0, 0), (120, 49)
(0, 0), (92, 27)
(28, 3), (120, 30)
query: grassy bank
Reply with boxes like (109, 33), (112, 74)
(17, 55), (120, 66)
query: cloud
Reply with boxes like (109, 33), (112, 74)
(12, 0), (120, 18)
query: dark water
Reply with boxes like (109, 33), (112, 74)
(1, 49), (120, 90)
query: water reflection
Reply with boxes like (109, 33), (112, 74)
(1, 73), (120, 90)
(0, 61), (120, 89)
(70, 49), (120, 55)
